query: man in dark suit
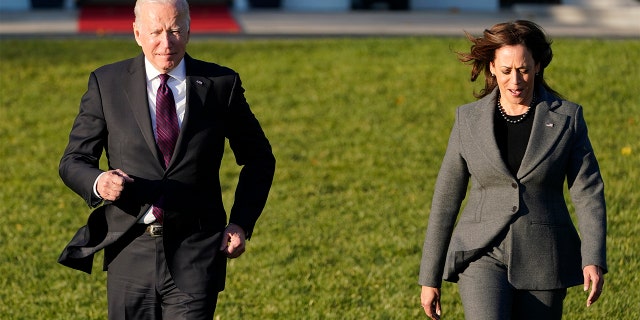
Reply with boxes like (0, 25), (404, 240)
(58, 0), (275, 318)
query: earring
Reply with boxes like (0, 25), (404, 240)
(491, 73), (495, 77)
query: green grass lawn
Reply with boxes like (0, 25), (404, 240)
(1, 36), (638, 319)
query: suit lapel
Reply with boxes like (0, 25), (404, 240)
(517, 98), (568, 179)
(167, 58), (212, 170)
(469, 90), (513, 177)
(123, 55), (162, 167)
(121, 55), (214, 172)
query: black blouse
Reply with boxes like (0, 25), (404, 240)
(494, 105), (536, 177)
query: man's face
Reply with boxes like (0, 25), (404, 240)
(133, 2), (189, 73)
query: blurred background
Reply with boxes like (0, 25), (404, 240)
(1, 0), (639, 37)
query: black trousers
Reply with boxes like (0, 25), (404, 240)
(106, 225), (218, 320)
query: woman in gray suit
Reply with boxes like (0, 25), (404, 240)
(419, 20), (606, 320)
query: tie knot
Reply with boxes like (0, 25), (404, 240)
(159, 73), (170, 85)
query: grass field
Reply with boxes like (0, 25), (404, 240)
(1, 36), (639, 319)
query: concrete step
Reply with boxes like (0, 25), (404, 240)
(514, 4), (640, 29)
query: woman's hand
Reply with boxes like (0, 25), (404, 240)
(583, 265), (604, 307)
(421, 286), (441, 320)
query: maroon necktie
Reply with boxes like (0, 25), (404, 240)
(153, 73), (179, 223)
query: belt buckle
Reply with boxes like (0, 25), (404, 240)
(147, 224), (163, 237)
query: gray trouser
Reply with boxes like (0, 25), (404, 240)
(457, 234), (567, 320)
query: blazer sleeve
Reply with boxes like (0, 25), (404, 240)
(419, 109), (470, 287)
(566, 106), (607, 273)
(59, 72), (107, 208)
(225, 74), (276, 239)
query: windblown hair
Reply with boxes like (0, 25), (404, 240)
(458, 20), (562, 99)
(134, 0), (191, 29)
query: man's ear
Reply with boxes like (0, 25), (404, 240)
(133, 23), (142, 46)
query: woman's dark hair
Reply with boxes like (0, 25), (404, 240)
(458, 20), (562, 99)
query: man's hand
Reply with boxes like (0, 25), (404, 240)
(97, 169), (134, 201)
(421, 286), (441, 320)
(220, 223), (246, 259)
(584, 265), (604, 307)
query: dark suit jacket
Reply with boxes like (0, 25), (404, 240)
(58, 53), (275, 294)
(419, 87), (606, 290)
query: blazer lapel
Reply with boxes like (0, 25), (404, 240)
(123, 54), (161, 166)
(468, 90), (513, 177)
(166, 58), (212, 170)
(517, 94), (568, 179)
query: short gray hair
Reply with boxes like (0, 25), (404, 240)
(134, 0), (191, 29)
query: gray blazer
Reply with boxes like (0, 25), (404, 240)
(419, 87), (606, 290)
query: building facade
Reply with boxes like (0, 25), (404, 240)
(1, 0), (636, 14)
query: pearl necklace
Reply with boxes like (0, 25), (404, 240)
(498, 93), (536, 124)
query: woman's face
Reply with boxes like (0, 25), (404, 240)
(490, 44), (540, 108)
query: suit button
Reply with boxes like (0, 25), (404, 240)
(511, 182), (518, 189)
(512, 206), (518, 212)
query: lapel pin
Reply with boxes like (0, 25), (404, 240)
(545, 123), (554, 127)
(196, 80), (203, 85)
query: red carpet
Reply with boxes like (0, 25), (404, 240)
(78, 5), (241, 34)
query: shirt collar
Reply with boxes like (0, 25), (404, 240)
(144, 58), (187, 82)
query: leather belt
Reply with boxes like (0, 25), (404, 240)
(145, 223), (163, 237)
